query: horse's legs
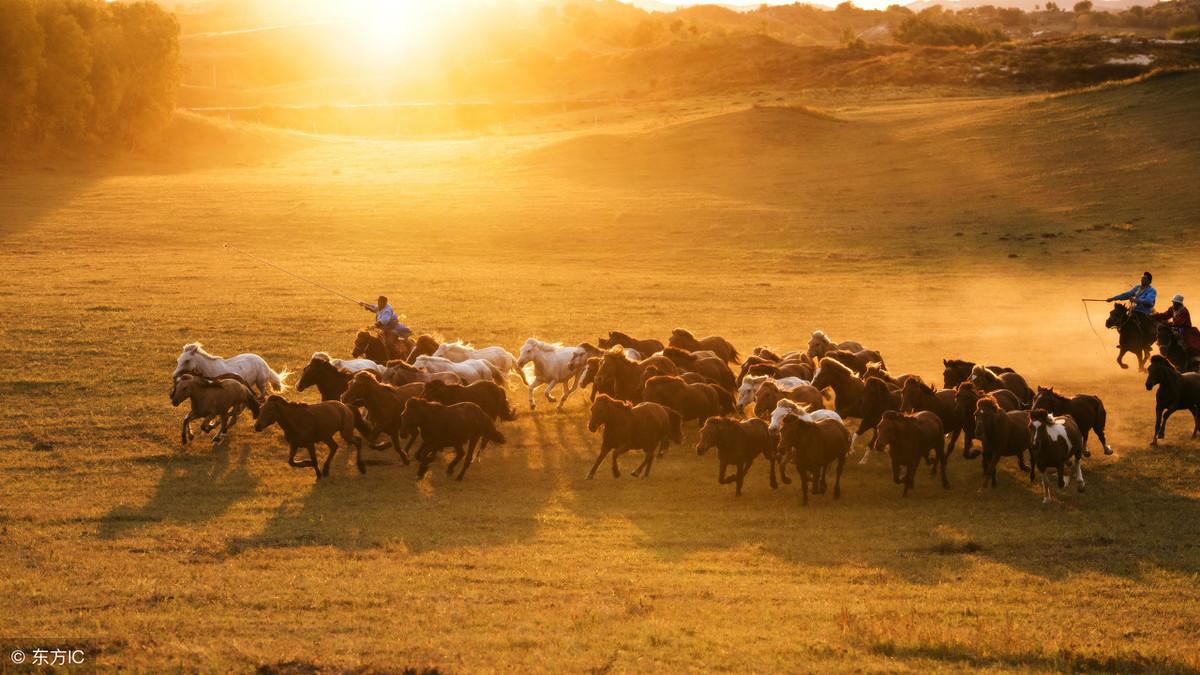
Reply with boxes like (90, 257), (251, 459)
(213, 412), (231, 445)
(768, 452), (779, 489)
(355, 433), (366, 474)
(800, 473), (809, 506)
(778, 457), (792, 485)
(306, 445), (321, 481)
(611, 446), (625, 478)
(1075, 455), (1085, 492)
(181, 412), (194, 446)
(734, 461), (750, 496)
(1116, 347), (1129, 370)
(631, 449), (652, 478)
(457, 439), (478, 481)
(527, 377), (542, 410)
(544, 378), (559, 403)
(416, 442), (437, 479)
(939, 445), (950, 489)
(718, 460), (732, 484)
(322, 439), (338, 477)
(556, 380), (578, 411)
(1095, 424), (1114, 455)
(389, 431), (410, 465)
(1160, 406), (1178, 441)
(1041, 471), (1052, 504)
(586, 445), (611, 480)
(447, 443), (465, 475)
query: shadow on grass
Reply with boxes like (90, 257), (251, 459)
(98, 439), (258, 539)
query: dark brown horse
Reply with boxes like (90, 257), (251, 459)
(597, 331), (664, 359)
(972, 396), (1031, 488)
(812, 357), (865, 418)
(669, 328), (740, 364)
(942, 359), (1014, 389)
(855, 377), (901, 460)
(696, 416), (778, 496)
(777, 416), (849, 506)
(1145, 355), (1200, 445)
(862, 363), (913, 389)
(1106, 303), (1156, 371)
(825, 349), (885, 377)
(422, 379), (517, 423)
(296, 355), (353, 401)
(340, 371), (425, 465)
(1031, 386), (1112, 456)
(900, 378), (964, 454)
(254, 395), (362, 480)
(875, 410), (949, 496)
(661, 347), (736, 391)
(352, 330), (413, 363)
(1157, 323), (1200, 373)
(969, 365), (1033, 406)
(593, 349), (678, 403)
(585, 395), (682, 479)
(401, 399), (505, 481)
(953, 382), (1020, 457)
(642, 375), (734, 428)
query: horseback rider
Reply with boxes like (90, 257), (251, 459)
(1154, 294), (1200, 358)
(359, 295), (411, 357)
(1107, 271), (1157, 335)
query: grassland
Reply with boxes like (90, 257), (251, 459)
(1, 72), (1199, 672)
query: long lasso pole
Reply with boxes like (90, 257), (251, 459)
(1081, 298), (1110, 352)
(224, 243), (362, 307)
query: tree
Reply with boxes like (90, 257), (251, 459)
(1073, 0), (1092, 12)
(0, 0), (44, 139)
(1045, 1), (1061, 11)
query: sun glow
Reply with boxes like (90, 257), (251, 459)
(332, 0), (452, 59)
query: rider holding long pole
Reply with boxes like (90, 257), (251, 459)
(1107, 271), (1158, 335)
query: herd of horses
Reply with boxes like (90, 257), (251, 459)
(167, 316), (1200, 504)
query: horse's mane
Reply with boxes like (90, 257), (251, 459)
(1149, 354), (1175, 369)
(810, 330), (831, 343)
(663, 346), (696, 362)
(955, 381), (978, 396)
(443, 340), (475, 350)
(776, 398), (811, 414)
(818, 356), (855, 377)
(311, 351), (332, 362)
(608, 330), (634, 341)
(863, 376), (891, 392)
(904, 376), (935, 395)
(671, 327), (695, 339)
(351, 369), (382, 382)
(594, 393), (633, 411)
(525, 337), (565, 351)
(182, 342), (215, 358)
(975, 394), (1001, 413)
(970, 364), (999, 378)
(388, 360), (420, 373)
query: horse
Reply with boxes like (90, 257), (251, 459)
(874, 410), (949, 497)
(642, 375), (734, 429)
(695, 417), (778, 496)
(412, 355), (505, 387)
(1028, 409), (1085, 503)
(598, 331), (664, 359)
(941, 359), (1014, 389)
(1106, 303), (1156, 371)
(953, 382), (1021, 457)
(825, 349), (886, 377)
(767, 399), (843, 432)
(352, 330), (413, 363)
(585, 395), (682, 480)
(172, 342), (287, 398)
(862, 363), (914, 389)
(254, 395), (362, 481)
(310, 351), (384, 376)
(340, 372), (425, 465)
(1157, 323), (1200, 373)
(807, 330), (864, 359)
(972, 396), (1031, 488)
(736, 358), (813, 387)
(422, 379), (517, 423)
(516, 338), (589, 410)
(593, 349), (678, 404)
(969, 365), (1033, 406)
(400, 399), (505, 482)
(170, 373), (260, 446)
(660, 347), (736, 391)
(1031, 386), (1112, 456)
(854, 377), (901, 464)
(900, 378), (964, 455)
(754, 381), (832, 420)
(1144, 355), (1200, 445)
(736, 374), (809, 413)
(668, 329), (740, 364)
(811, 357), (865, 419)
(381, 360), (460, 387)
(296, 356), (353, 401)
(777, 415), (849, 506)
(432, 341), (527, 384)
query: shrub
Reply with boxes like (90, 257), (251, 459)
(1168, 24), (1200, 40)
(894, 13), (1006, 46)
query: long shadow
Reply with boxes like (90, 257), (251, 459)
(98, 438), (258, 539)
(227, 416), (559, 553)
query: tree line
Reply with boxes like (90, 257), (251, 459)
(0, 0), (181, 146)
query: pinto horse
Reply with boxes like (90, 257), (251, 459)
(1031, 386), (1112, 456)
(1028, 410), (1085, 503)
(1106, 303), (1156, 371)
(1144, 355), (1200, 445)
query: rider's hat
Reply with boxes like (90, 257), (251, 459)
(1173, 294), (1185, 304)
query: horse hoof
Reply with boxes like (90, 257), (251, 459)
(1118, 363), (1129, 370)
(357, 463), (366, 474)
(1104, 445), (1114, 456)
(1078, 485), (1086, 493)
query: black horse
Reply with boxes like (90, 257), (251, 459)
(1145, 355), (1200, 446)
(1106, 303), (1156, 371)
(1157, 324), (1199, 373)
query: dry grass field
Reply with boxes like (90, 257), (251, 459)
(2, 71), (1200, 671)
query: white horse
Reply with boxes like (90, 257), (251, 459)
(173, 342), (288, 398)
(767, 398), (844, 432)
(432, 341), (526, 384)
(412, 355), (504, 386)
(311, 351), (384, 377)
(808, 330), (865, 358)
(736, 374), (810, 410)
(516, 338), (588, 411)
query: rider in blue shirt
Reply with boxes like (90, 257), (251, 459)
(359, 295), (411, 356)
(1107, 271), (1157, 315)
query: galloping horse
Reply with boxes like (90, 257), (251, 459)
(516, 338), (589, 411)
(1106, 303), (1156, 371)
(173, 342), (287, 398)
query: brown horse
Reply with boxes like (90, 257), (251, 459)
(972, 396), (1031, 488)
(953, 382), (1021, 457)
(296, 355), (353, 401)
(381, 360), (461, 387)
(695, 416), (778, 496)
(736, 358), (813, 387)
(661, 347), (736, 391)
(669, 328), (740, 364)
(754, 381), (832, 420)
(1144, 354), (1200, 445)
(593, 349), (678, 403)
(1106, 303), (1157, 371)
(1028, 410), (1086, 502)
(875, 410), (949, 496)
(340, 371), (425, 465)
(862, 363), (914, 389)
(969, 365), (1033, 406)
(1031, 386), (1112, 456)
(400, 399), (505, 481)
(422, 379), (517, 423)
(777, 415), (849, 506)
(171, 373), (260, 446)
(254, 395), (362, 480)
(598, 331), (664, 359)
(807, 330), (864, 359)
(812, 357), (865, 418)
(642, 375), (734, 428)
(900, 378), (964, 454)
(585, 395), (682, 479)
(941, 359), (1014, 389)
(1156, 323), (1200, 373)
(825, 349), (886, 377)
(352, 330), (413, 363)
(855, 377), (901, 461)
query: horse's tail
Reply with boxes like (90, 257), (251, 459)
(350, 404), (373, 440)
(243, 386), (261, 419)
(486, 361), (507, 389)
(667, 409), (683, 445)
(500, 394), (518, 421)
(268, 365), (289, 393)
(510, 356), (529, 386)
(728, 342), (741, 365)
(713, 386), (736, 415)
